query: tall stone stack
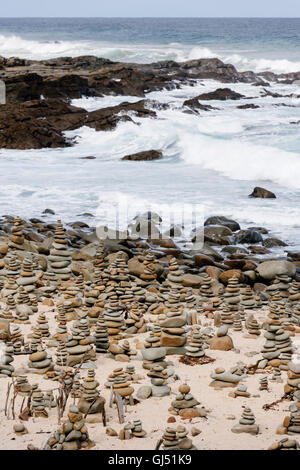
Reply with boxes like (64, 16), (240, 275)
(223, 275), (241, 312)
(240, 286), (256, 310)
(259, 309), (293, 369)
(289, 281), (300, 305)
(268, 274), (291, 300)
(48, 220), (72, 281)
(185, 326), (206, 358)
(159, 308), (187, 354)
(65, 320), (96, 367)
(94, 313), (109, 353)
(77, 369), (105, 421)
(16, 258), (37, 293)
(3, 252), (21, 281)
(0, 342), (14, 377)
(93, 241), (107, 271)
(125, 303), (147, 334)
(140, 252), (158, 285)
(8, 217), (25, 251)
(165, 258), (184, 291)
(199, 274), (214, 302)
(220, 306), (234, 327)
(103, 300), (125, 339)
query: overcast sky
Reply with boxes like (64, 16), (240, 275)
(1, 0), (299, 17)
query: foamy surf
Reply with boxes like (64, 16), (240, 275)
(0, 33), (300, 74)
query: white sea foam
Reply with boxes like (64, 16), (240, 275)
(0, 33), (300, 74)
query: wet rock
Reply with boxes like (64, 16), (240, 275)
(249, 187), (276, 198)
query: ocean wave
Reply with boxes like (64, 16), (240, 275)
(0, 33), (300, 74)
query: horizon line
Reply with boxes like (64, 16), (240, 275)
(0, 16), (300, 19)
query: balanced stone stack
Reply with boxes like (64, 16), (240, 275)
(246, 314), (261, 336)
(8, 217), (25, 251)
(48, 220), (72, 281)
(209, 324), (234, 351)
(93, 241), (107, 270)
(162, 427), (179, 450)
(15, 375), (32, 395)
(223, 275), (241, 312)
(65, 320), (96, 367)
(28, 349), (53, 374)
(0, 342), (14, 377)
(285, 357), (300, 395)
(109, 339), (136, 361)
(270, 274), (292, 300)
(259, 377), (269, 391)
(56, 340), (68, 367)
(103, 300), (125, 339)
(240, 286), (256, 310)
(111, 373), (134, 405)
(0, 300), (15, 321)
(220, 306), (234, 327)
(233, 312), (243, 331)
(185, 326), (206, 358)
(147, 364), (171, 397)
(169, 384), (203, 419)
(43, 406), (94, 450)
(199, 274), (214, 302)
(143, 328), (161, 349)
(209, 366), (243, 389)
(131, 419), (147, 438)
(175, 425), (197, 450)
(53, 307), (68, 340)
(31, 385), (48, 417)
(78, 369), (105, 422)
(140, 252), (158, 284)
(16, 257), (37, 293)
(35, 313), (50, 338)
(141, 344), (167, 370)
(279, 406), (300, 435)
(166, 258), (184, 290)
(289, 281), (300, 305)
(44, 391), (57, 409)
(125, 303), (147, 334)
(3, 252), (21, 282)
(1, 277), (18, 299)
(94, 314), (109, 353)
(291, 305), (300, 325)
(159, 308), (187, 354)
(231, 408), (259, 435)
(260, 310), (293, 368)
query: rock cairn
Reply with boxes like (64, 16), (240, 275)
(169, 384), (203, 419)
(223, 275), (241, 312)
(231, 408), (259, 435)
(77, 369), (105, 421)
(0, 342), (14, 377)
(43, 406), (93, 450)
(8, 217), (25, 251)
(185, 325), (206, 358)
(268, 438), (300, 450)
(94, 314), (109, 353)
(16, 257), (37, 292)
(48, 220), (72, 281)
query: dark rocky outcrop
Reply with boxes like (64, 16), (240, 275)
(249, 187), (276, 199)
(192, 88), (246, 101)
(122, 150), (163, 161)
(0, 98), (156, 149)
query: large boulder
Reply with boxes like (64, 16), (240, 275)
(204, 216), (240, 232)
(249, 187), (276, 198)
(256, 260), (296, 280)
